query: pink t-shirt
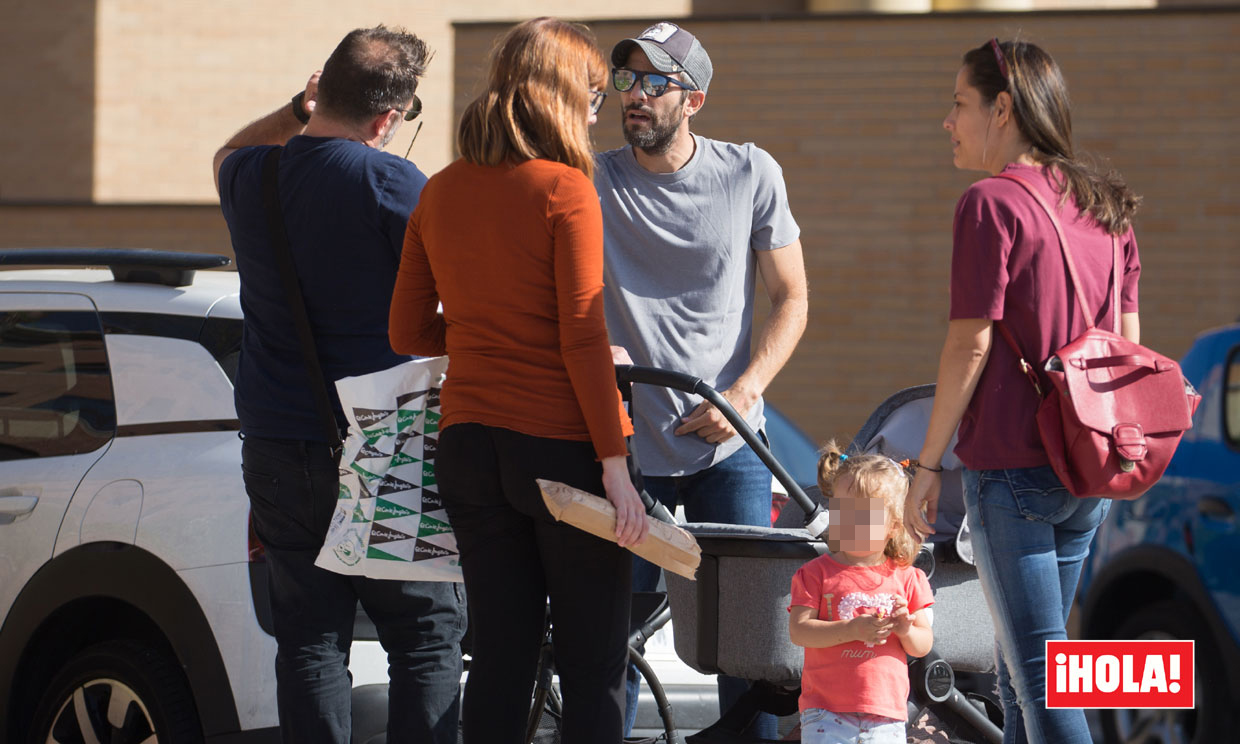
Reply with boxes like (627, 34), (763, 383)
(949, 163), (1141, 470)
(788, 554), (934, 720)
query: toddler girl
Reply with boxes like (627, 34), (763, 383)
(788, 443), (934, 743)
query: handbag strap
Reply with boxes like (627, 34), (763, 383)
(260, 146), (342, 449)
(991, 171), (1122, 395)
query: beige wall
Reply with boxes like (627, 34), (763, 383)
(3, 4), (1237, 450)
(4, 0), (688, 205)
(0, 205), (231, 257)
(2, 0), (96, 201)
(458, 10), (1240, 447)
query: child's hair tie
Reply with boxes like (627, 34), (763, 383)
(840, 452), (941, 473)
(891, 457), (943, 474)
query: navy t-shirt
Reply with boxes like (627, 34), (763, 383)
(219, 135), (428, 441)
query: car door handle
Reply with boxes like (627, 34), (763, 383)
(0, 488), (41, 525)
(1197, 496), (1235, 520)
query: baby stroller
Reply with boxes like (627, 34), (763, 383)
(356, 374), (1005, 744)
(615, 368), (1004, 743)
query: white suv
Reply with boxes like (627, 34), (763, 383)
(1, 248), (826, 742)
(0, 249), (384, 744)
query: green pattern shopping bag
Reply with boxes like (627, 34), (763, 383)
(315, 356), (462, 581)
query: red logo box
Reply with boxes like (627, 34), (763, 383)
(1046, 640), (1194, 709)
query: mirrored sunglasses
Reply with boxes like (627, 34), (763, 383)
(611, 68), (696, 98)
(396, 94), (423, 122)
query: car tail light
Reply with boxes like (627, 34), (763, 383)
(248, 509), (266, 562)
(770, 491), (790, 525)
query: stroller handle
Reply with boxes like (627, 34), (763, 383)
(615, 364), (827, 537)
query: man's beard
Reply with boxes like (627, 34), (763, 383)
(378, 123), (399, 149)
(621, 103), (681, 155)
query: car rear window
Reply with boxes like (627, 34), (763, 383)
(101, 312), (243, 386)
(0, 310), (116, 460)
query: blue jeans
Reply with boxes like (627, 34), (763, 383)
(963, 466), (1110, 744)
(799, 709), (905, 744)
(242, 436), (466, 744)
(624, 439), (777, 740)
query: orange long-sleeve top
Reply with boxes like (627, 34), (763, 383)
(389, 157), (632, 460)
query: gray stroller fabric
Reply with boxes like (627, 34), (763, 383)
(665, 524), (826, 685)
(849, 384), (969, 551)
(664, 385), (997, 687)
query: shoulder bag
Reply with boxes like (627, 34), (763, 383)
(993, 173), (1200, 500)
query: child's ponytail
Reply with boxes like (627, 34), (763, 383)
(816, 439), (848, 498)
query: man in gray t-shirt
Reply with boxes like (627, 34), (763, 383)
(596, 22), (808, 739)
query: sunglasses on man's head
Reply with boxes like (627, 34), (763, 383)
(395, 94), (423, 122)
(611, 68), (696, 98)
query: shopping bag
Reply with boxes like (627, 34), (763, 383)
(315, 356), (462, 581)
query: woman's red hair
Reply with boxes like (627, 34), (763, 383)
(458, 17), (606, 178)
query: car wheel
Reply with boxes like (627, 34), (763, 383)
(1100, 600), (1229, 744)
(29, 640), (203, 744)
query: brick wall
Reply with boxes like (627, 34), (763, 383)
(2, 0), (688, 205)
(2, 7), (1234, 452)
(1, 0), (95, 201)
(0, 206), (233, 260)
(458, 10), (1240, 448)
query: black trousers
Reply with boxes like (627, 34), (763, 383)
(437, 423), (632, 744)
(241, 436), (466, 744)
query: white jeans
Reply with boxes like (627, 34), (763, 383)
(799, 709), (906, 744)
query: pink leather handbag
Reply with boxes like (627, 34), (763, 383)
(995, 173), (1200, 500)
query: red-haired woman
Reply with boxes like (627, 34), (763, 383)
(389, 17), (649, 744)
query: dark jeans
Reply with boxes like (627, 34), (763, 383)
(625, 439), (778, 740)
(242, 436), (466, 744)
(437, 423), (632, 744)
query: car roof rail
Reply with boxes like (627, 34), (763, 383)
(0, 248), (232, 287)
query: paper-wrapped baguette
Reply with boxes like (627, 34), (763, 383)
(537, 479), (700, 580)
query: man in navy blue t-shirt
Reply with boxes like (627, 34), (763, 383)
(214, 26), (463, 744)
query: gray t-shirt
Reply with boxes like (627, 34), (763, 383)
(595, 135), (800, 476)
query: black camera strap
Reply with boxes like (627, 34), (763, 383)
(260, 146), (343, 451)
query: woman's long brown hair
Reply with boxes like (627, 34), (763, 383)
(458, 17), (606, 178)
(966, 39), (1142, 236)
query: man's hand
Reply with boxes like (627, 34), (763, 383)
(610, 346), (633, 365)
(300, 70), (321, 118)
(673, 385), (759, 443)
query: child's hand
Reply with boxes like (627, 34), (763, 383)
(890, 595), (916, 637)
(849, 611), (895, 647)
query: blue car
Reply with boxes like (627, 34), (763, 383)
(1077, 321), (1240, 744)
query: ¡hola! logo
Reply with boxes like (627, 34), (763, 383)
(1045, 640), (1194, 709)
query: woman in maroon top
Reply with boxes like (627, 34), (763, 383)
(906, 39), (1142, 744)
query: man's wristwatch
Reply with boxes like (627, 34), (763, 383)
(290, 91), (311, 125)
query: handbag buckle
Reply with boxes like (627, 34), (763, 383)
(1113, 423), (1147, 465)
